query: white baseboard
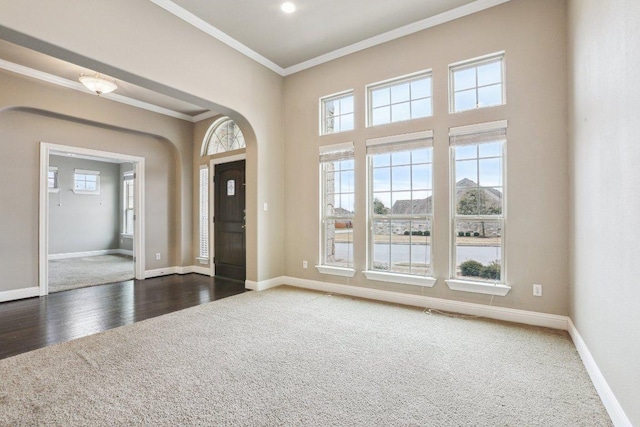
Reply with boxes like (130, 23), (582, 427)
(0, 286), (40, 303)
(180, 265), (213, 276)
(49, 249), (121, 260)
(568, 319), (632, 427)
(245, 276), (284, 291)
(259, 276), (569, 330)
(144, 267), (179, 278)
(117, 249), (134, 257)
(145, 265), (213, 279)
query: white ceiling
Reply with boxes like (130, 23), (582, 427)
(170, 0), (478, 69)
(0, 0), (508, 120)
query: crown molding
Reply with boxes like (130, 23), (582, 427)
(149, 0), (285, 76)
(149, 0), (510, 77)
(0, 58), (205, 122)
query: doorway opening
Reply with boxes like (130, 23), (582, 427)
(39, 143), (145, 295)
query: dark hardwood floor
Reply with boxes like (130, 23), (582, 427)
(0, 274), (246, 360)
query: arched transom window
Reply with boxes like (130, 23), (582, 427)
(202, 117), (246, 156)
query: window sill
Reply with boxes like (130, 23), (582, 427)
(445, 279), (511, 296)
(315, 265), (356, 278)
(196, 257), (209, 265)
(120, 234), (133, 239)
(363, 270), (436, 287)
(72, 190), (100, 195)
(48, 188), (60, 193)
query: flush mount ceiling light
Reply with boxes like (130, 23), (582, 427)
(281, 2), (296, 13)
(78, 73), (117, 96)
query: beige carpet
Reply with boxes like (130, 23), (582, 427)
(0, 286), (611, 426)
(48, 254), (134, 293)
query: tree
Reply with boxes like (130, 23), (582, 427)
(373, 198), (390, 215)
(457, 189), (501, 237)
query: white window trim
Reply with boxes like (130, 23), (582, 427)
(449, 121), (508, 293)
(73, 169), (100, 195)
(319, 89), (354, 136)
(316, 265), (357, 278)
(445, 279), (511, 296)
(363, 270), (436, 287)
(366, 69), (433, 127)
(449, 51), (506, 114)
(366, 131), (435, 281)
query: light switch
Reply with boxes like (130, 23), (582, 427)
(263, 203), (268, 211)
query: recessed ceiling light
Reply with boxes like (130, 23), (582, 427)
(281, 2), (296, 14)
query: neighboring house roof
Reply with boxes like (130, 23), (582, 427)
(456, 178), (502, 202)
(390, 198), (433, 215)
(390, 178), (502, 214)
(334, 207), (354, 216)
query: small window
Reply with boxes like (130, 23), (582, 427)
(366, 131), (434, 276)
(367, 71), (432, 127)
(198, 165), (209, 261)
(73, 169), (100, 195)
(123, 172), (134, 235)
(450, 53), (505, 113)
(320, 91), (354, 135)
(202, 117), (246, 156)
(319, 143), (355, 268)
(48, 167), (59, 193)
(450, 121), (507, 283)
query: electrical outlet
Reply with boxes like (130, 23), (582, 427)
(156, 253), (161, 261)
(533, 284), (542, 297)
(303, 260), (308, 269)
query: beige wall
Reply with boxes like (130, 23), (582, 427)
(0, 0), (285, 282)
(568, 0), (640, 424)
(283, 0), (569, 314)
(0, 70), (188, 292)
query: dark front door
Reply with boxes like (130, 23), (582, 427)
(214, 160), (246, 281)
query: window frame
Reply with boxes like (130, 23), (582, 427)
(73, 169), (100, 195)
(366, 70), (433, 127)
(319, 90), (355, 136)
(317, 142), (356, 277)
(201, 116), (246, 157)
(362, 131), (436, 287)
(197, 165), (209, 263)
(122, 171), (134, 237)
(48, 166), (60, 193)
(449, 52), (505, 113)
(447, 120), (510, 296)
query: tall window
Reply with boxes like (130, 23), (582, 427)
(320, 143), (355, 269)
(73, 169), (100, 194)
(366, 131), (433, 277)
(202, 117), (245, 156)
(320, 91), (354, 135)
(450, 121), (506, 283)
(198, 165), (209, 261)
(450, 52), (505, 113)
(367, 71), (432, 127)
(122, 172), (134, 235)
